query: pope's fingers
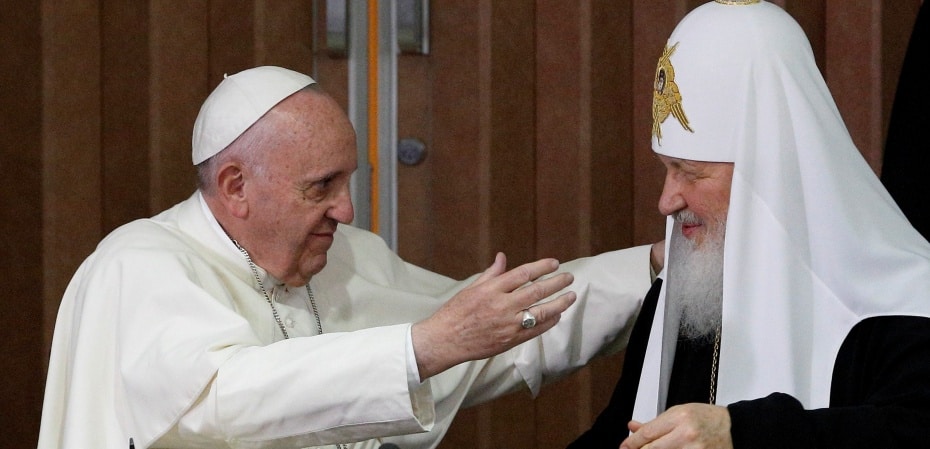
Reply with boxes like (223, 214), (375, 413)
(511, 271), (574, 308)
(517, 291), (576, 327)
(473, 252), (507, 285)
(490, 258), (562, 292)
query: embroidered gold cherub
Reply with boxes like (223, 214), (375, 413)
(653, 42), (693, 143)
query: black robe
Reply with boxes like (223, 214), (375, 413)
(881, 1), (930, 241)
(567, 280), (930, 448)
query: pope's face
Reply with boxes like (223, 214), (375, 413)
(657, 155), (733, 248)
(244, 90), (357, 286)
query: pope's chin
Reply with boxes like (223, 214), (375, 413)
(301, 240), (333, 266)
(284, 258), (328, 287)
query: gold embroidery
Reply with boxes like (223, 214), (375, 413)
(652, 42), (693, 144)
(714, 0), (761, 5)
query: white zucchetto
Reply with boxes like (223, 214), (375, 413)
(191, 66), (316, 165)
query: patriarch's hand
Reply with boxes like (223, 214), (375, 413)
(620, 403), (732, 449)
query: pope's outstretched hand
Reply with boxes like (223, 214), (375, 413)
(412, 252), (575, 380)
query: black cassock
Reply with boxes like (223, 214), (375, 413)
(568, 279), (930, 449)
(882, 1), (930, 241)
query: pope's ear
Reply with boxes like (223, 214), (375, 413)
(216, 163), (249, 218)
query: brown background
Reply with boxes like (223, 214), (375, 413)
(1, 1), (923, 448)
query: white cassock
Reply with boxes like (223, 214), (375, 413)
(38, 191), (653, 449)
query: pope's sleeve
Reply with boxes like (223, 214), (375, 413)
(156, 326), (434, 449)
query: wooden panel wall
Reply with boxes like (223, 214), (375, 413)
(1, 1), (921, 448)
(2, 3), (44, 446)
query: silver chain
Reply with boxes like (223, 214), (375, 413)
(231, 240), (346, 449)
(233, 240), (324, 337)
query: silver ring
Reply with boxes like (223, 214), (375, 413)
(521, 309), (537, 329)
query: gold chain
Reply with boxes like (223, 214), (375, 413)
(709, 326), (721, 404)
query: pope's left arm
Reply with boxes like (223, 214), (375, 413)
(326, 227), (653, 411)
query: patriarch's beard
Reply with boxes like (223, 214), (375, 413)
(667, 209), (726, 341)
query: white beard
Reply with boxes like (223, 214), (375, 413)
(666, 210), (726, 342)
